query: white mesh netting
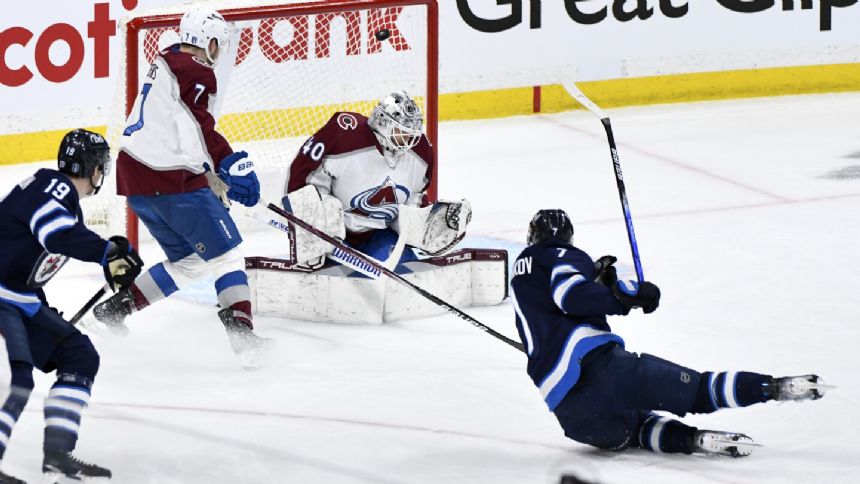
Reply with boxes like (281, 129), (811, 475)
(83, 0), (433, 242)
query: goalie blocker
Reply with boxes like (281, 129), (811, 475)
(246, 248), (508, 324)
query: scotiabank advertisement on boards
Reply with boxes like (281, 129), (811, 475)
(1, 0), (859, 131)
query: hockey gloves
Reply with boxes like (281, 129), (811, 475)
(103, 236), (143, 292)
(612, 280), (660, 314)
(593, 255), (618, 287)
(218, 151), (260, 207)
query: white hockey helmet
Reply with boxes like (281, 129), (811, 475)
(368, 90), (424, 157)
(179, 8), (231, 65)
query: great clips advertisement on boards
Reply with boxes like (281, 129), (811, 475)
(2, 0), (859, 124)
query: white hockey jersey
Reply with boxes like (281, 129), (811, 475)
(287, 112), (434, 241)
(116, 45), (234, 196)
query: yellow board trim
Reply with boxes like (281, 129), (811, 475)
(0, 126), (107, 166)
(3, 63), (859, 165)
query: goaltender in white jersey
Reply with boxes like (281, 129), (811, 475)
(246, 91), (509, 324)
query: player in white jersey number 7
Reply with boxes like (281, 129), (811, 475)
(512, 209), (829, 457)
(92, 7), (269, 368)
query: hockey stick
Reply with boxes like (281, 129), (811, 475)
(265, 203), (526, 353)
(248, 207), (381, 277)
(562, 82), (645, 283)
(69, 283), (110, 326)
(247, 203), (407, 273)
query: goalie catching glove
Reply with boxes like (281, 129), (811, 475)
(103, 236), (143, 292)
(393, 199), (472, 256)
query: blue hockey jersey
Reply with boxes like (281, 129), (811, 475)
(0, 169), (109, 316)
(511, 239), (627, 410)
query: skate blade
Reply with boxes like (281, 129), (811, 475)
(42, 472), (110, 484)
(77, 319), (130, 338)
(42, 472), (111, 483)
(712, 437), (761, 458)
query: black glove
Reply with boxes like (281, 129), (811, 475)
(593, 255), (618, 287)
(612, 280), (660, 314)
(103, 236), (143, 292)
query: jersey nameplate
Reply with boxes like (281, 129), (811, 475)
(513, 257), (532, 276)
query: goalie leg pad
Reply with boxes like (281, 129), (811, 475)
(249, 263), (386, 324)
(247, 248), (507, 324)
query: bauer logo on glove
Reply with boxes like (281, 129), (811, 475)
(218, 151), (261, 207)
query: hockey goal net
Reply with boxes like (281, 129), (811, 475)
(85, 0), (438, 246)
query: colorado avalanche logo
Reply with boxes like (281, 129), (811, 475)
(336, 113), (359, 130)
(346, 177), (410, 223)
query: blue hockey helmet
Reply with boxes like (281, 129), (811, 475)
(58, 129), (110, 193)
(527, 209), (574, 245)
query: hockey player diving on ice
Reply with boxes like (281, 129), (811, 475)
(0, 130), (144, 482)
(511, 209), (828, 457)
(92, 8), (270, 367)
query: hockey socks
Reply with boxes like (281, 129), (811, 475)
(132, 262), (179, 309)
(637, 414), (697, 454)
(0, 363), (34, 462)
(43, 374), (92, 452)
(691, 371), (772, 413)
(0, 387), (32, 461)
(215, 270), (252, 326)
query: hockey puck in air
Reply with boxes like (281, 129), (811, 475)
(375, 29), (391, 41)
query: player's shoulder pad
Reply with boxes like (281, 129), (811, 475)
(326, 112), (368, 132)
(533, 241), (591, 269)
(162, 46), (217, 91)
(30, 169), (80, 210)
(311, 112), (376, 156)
(410, 135), (434, 165)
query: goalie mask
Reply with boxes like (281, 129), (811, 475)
(368, 90), (423, 160)
(58, 129), (110, 195)
(179, 8), (232, 65)
(527, 209), (574, 246)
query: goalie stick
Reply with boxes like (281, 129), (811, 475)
(263, 202), (525, 353)
(562, 82), (645, 283)
(246, 205), (405, 275)
(69, 283), (110, 326)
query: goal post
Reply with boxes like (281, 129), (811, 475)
(86, 0), (438, 247)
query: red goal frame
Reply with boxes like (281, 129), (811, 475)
(122, 0), (439, 246)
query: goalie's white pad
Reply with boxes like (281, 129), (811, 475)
(282, 186), (345, 268)
(393, 199), (472, 256)
(247, 248), (507, 324)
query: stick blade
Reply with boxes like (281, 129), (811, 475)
(561, 81), (608, 120)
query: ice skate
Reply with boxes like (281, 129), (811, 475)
(692, 430), (759, 458)
(42, 450), (111, 482)
(770, 374), (829, 401)
(91, 289), (133, 336)
(218, 308), (272, 369)
(0, 469), (26, 484)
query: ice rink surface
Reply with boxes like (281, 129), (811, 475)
(1, 93), (859, 483)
